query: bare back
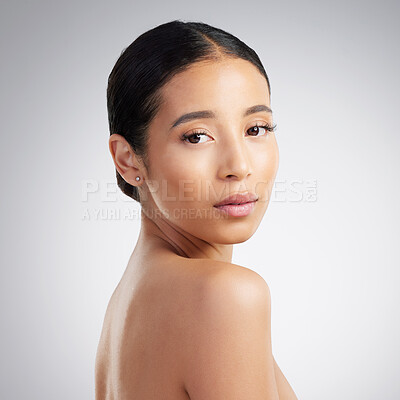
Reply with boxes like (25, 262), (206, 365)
(95, 252), (202, 399)
(95, 252), (297, 399)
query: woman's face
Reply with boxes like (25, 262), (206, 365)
(142, 57), (279, 245)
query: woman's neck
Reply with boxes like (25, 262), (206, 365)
(136, 208), (234, 263)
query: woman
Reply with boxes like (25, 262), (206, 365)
(95, 19), (298, 399)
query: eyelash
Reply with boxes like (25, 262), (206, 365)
(180, 122), (277, 144)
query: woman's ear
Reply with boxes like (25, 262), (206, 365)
(108, 134), (143, 186)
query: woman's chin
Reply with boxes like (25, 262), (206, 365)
(196, 224), (259, 245)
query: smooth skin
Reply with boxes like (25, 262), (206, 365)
(95, 57), (298, 399)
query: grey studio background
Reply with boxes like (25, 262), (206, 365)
(1, 0), (399, 399)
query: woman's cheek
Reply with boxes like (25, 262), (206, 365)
(152, 150), (202, 201)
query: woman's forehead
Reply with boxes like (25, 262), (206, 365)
(157, 59), (270, 119)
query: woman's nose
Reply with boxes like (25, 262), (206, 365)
(217, 137), (252, 181)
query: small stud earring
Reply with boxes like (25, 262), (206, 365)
(135, 176), (140, 181)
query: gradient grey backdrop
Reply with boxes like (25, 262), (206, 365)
(1, 0), (399, 399)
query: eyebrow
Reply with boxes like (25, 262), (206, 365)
(169, 104), (273, 130)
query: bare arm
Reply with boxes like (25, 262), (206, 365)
(273, 356), (298, 400)
(181, 268), (280, 400)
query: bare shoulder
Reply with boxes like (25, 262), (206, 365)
(181, 258), (271, 320)
(199, 260), (271, 309)
(184, 258), (271, 296)
(180, 260), (278, 400)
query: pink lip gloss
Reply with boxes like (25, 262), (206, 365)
(214, 201), (256, 217)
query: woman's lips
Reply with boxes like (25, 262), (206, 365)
(214, 192), (258, 207)
(213, 200), (257, 217)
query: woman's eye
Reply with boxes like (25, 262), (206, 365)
(181, 131), (211, 144)
(247, 123), (276, 137)
(181, 123), (277, 144)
